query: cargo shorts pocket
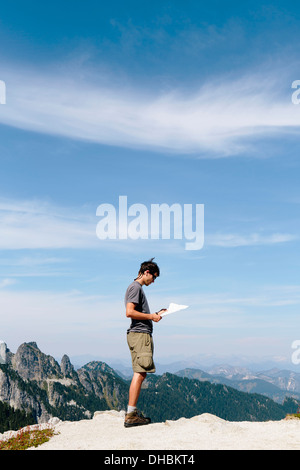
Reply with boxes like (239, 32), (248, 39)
(137, 352), (154, 370)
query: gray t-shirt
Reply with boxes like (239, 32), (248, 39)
(125, 280), (152, 335)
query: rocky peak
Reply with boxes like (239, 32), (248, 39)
(60, 354), (74, 376)
(0, 341), (13, 365)
(13, 342), (62, 382)
(0, 341), (7, 364)
(81, 361), (116, 374)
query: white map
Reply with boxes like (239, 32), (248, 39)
(160, 302), (189, 317)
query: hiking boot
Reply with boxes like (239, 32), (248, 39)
(124, 409), (151, 427)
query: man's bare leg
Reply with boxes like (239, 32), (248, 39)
(128, 372), (146, 407)
(125, 371), (151, 426)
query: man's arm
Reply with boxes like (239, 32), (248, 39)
(126, 302), (163, 322)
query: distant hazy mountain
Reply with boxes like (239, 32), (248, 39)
(175, 365), (300, 404)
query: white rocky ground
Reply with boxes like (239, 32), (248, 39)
(1, 411), (300, 450)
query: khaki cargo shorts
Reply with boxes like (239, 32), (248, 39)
(127, 331), (156, 373)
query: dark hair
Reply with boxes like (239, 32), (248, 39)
(138, 258), (160, 277)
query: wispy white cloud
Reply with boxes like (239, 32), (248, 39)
(0, 198), (96, 249)
(0, 62), (299, 156)
(206, 232), (297, 247)
(0, 255), (70, 267)
(0, 278), (16, 289)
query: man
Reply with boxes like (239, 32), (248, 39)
(124, 258), (166, 427)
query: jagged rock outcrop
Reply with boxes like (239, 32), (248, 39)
(0, 342), (127, 424)
(0, 362), (52, 422)
(12, 342), (63, 382)
(60, 354), (74, 377)
(0, 341), (13, 365)
(0, 342), (7, 364)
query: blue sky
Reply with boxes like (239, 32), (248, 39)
(0, 1), (300, 369)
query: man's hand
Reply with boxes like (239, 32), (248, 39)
(157, 308), (167, 315)
(151, 309), (167, 322)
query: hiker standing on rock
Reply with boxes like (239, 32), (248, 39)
(124, 258), (166, 427)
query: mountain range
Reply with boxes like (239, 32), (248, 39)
(0, 341), (299, 433)
(106, 358), (300, 404)
(175, 365), (300, 404)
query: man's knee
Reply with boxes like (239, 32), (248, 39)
(135, 371), (146, 382)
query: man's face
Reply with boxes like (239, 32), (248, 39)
(144, 270), (158, 286)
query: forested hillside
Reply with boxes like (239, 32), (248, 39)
(139, 373), (290, 422)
